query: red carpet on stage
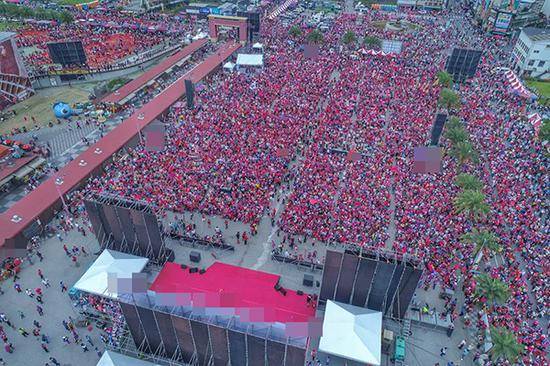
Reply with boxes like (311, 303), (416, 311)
(150, 262), (315, 324)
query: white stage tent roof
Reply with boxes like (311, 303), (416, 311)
(236, 53), (264, 67)
(97, 350), (160, 366)
(319, 300), (382, 365)
(73, 249), (148, 300)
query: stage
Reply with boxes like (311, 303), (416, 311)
(150, 261), (316, 324)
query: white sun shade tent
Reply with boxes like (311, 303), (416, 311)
(97, 350), (161, 366)
(73, 249), (149, 300)
(319, 300), (382, 365)
(236, 53), (264, 67)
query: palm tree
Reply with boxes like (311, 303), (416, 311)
(455, 173), (483, 191)
(540, 118), (550, 142)
(461, 228), (500, 255)
(437, 71), (453, 88)
(490, 327), (524, 363)
(363, 35), (381, 49)
(446, 115), (462, 130)
(451, 141), (479, 165)
(454, 189), (490, 219)
(438, 88), (461, 110)
(342, 30), (357, 47)
(307, 29), (324, 44)
(289, 25), (302, 38)
(444, 126), (468, 145)
(475, 274), (510, 305)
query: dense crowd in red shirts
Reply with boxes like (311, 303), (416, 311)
(15, 10), (196, 74)
(86, 9), (547, 364)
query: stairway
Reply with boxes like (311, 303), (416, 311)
(402, 318), (412, 338)
(0, 73), (34, 102)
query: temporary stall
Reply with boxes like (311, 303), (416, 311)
(223, 61), (236, 72)
(319, 300), (382, 365)
(236, 54), (264, 70)
(73, 249), (149, 300)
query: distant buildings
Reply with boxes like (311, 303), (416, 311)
(511, 27), (550, 78)
(471, 0), (546, 34)
(396, 0), (448, 10)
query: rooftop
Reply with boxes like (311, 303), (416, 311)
(0, 32), (15, 43)
(522, 27), (550, 42)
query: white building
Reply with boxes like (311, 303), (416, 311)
(544, 0), (550, 17)
(511, 27), (550, 79)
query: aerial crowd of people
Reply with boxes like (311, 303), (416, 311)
(0, 2), (546, 365)
(15, 10), (197, 75)
(85, 7), (548, 365)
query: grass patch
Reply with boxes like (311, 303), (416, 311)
(0, 85), (92, 135)
(106, 77), (130, 92)
(526, 80), (550, 98)
(371, 20), (387, 29)
(0, 20), (22, 31)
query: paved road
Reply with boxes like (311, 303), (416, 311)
(0, 116), (123, 213)
(0, 219), (104, 366)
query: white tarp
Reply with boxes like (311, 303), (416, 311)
(236, 54), (264, 67)
(319, 300), (382, 365)
(73, 249), (148, 300)
(97, 350), (161, 366)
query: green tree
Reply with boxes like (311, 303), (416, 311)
(58, 11), (74, 24)
(445, 126), (468, 145)
(446, 115), (461, 130)
(307, 29), (324, 44)
(454, 189), (490, 219)
(539, 118), (550, 142)
(438, 88), (461, 110)
(451, 141), (479, 165)
(490, 327), (524, 364)
(342, 30), (357, 47)
(461, 228), (500, 255)
(437, 71), (453, 88)
(289, 25), (302, 38)
(475, 274), (510, 305)
(363, 35), (381, 49)
(455, 173), (483, 191)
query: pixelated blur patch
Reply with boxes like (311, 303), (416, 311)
(413, 146), (442, 173)
(276, 148), (289, 158)
(144, 120), (165, 152)
(304, 44), (319, 60)
(346, 150), (361, 162)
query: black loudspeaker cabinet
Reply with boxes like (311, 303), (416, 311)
(237, 11), (261, 33)
(445, 48), (482, 82)
(184, 79), (195, 109)
(189, 250), (201, 263)
(303, 274), (314, 287)
(47, 41), (87, 66)
(189, 267), (198, 274)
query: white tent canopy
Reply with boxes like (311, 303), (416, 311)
(73, 249), (149, 300)
(236, 53), (264, 67)
(252, 42), (263, 49)
(223, 61), (236, 70)
(319, 300), (382, 365)
(97, 350), (160, 366)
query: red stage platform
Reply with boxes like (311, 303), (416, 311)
(150, 262), (315, 324)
